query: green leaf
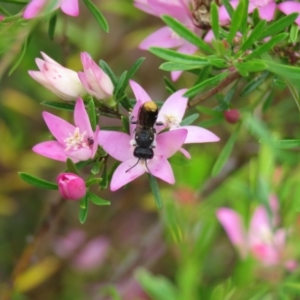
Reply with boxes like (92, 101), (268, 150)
(149, 47), (208, 65)
(114, 71), (128, 99)
(240, 20), (267, 52)
(207, 56), (227, 68)
(196, 105), (221, 117)
(258, 13), (298, 40)
(264, 139), (300, 149)
(240, 0), (249, 35)
(8, 38), (27, 76)
(265, 61), (300, 80)
(48, 13), (57, 40)
(262, 89), (274, 112)
(164, 76), (176, 93)
(161, 15), (214, 54)
(148, 174), (163, 209)
(79, 195), (89, 224)
(66, 158), (79, 175)
(224, 82), (237, 104)
(135, 269), (178, 300)
(222, 0), (234, 18)
(160, 62), (203, 71)
(19, 172), (58, 190)
(82, 0), (109, 32)
(85, 178), (102, 187)
(240, 71), (269, 96)
(246, 33), (288, 60)
(194, 65), (212, 85)
(290, 23), (299, 43)
(211, 125), (240, 176)
(286, 80), (300, 112)
(99, 60), (118, 87)
(121, 116), (130, 134)
(235, 59), (267, 73)
(91, 160), (103, 175)
(88, 192), (110, 205)
(211, 2), (219, 40)
(180, 113), (199, 126)
(100, 165), (108, 189)
(41, 101), (75, 111)
(99, 285), (122, 300)
(228, 0), (245, 43)
(127, 57), (145, 79)
(184, 71), (228, 98)
(88, 99), (96, 130)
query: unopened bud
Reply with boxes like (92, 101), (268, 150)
(224, 109), (240, 124)
(57, 173), (86, 201)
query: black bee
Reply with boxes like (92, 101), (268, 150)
(192, 0), (221, 30)
(126, 101), (163, 173)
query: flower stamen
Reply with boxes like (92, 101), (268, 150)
(64, 127), (88, 151)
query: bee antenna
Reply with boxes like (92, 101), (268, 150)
(126, 158), (140, 173)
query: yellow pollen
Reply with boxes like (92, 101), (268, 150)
(64, 127), (88, 151)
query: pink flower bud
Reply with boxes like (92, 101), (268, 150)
(57, 173), (86, 201)
(78, 52), (114, 101)
(28, 52), (86, 100)
(223, 109), (240, 124)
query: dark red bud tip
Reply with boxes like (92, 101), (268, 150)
(223, 109), (240, 124)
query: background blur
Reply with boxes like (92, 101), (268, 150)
(2, 0), (300, 299)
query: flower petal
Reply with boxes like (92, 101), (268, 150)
(179, 147), (191, 159)
(23, 0), (47, 19)
(139, 26), (183, 50)
(155, 129), (187, 158)
(91, 125), (100, 158)
(61, 0), (79, 16)
(148, 157), (175, 184)
(180, 125), (220, 144)
(110, 159), (145, 191)
(43, 112), (75, 145)
(28, 70), (60, 95)
(258, 3), (276, 21)
(157, 89), (188, 125)
(32, 141), (72, 162)
(278, 2), (300, 26)
(40, 52), (61, 66)
(147, 0), (191, 24)
(43, 62), (85, 99)
(74, 98), (93, 137)
(98, 131), (133, 162)
(129, 80), (152, 103)
(69, 147), (92, 161)
(216, 208), (248, 258)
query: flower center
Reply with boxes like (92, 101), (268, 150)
(258, 225), (273, 244)
(163, 114), (180, 129)
(64, 127), (89, 151)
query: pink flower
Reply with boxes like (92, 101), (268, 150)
(134, 0), (200, 81)
(54, 230), (109, 271)
(78, 52), (114, 102)
(219, 0), (276, 24)
(129, 80), (220, 158)
(278, 1), (300, 26)
(23, 0), (79, 19)
(98, 128), (187, 191)
(33, 98), (99, 163)
(217, 196), (296, 269)
(57, 172), (86, 200)
(28, 52), (85, 100)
